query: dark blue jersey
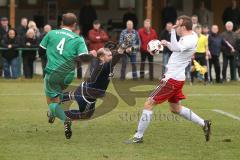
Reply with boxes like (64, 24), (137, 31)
(62, 51), (123, 119)
(85, 52), (122, 92)
(74, 52), (123, 104)
(86, 61), (111, 91)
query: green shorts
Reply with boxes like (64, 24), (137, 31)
(44, 72), (75, 98)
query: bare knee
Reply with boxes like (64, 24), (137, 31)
(144, 98), (155, 110)
(46, 96), (60, 105)
(169, 103), (182, 114)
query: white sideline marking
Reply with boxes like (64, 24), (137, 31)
(212, 109), (240, 121)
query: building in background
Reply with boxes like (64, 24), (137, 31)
(0, 0), (239, 37)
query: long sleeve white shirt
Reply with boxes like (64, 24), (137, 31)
(165, 29), (198, 81)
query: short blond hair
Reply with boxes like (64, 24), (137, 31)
(97, 48), (111, 58)
(26, 28), (35, 38)
(28, 20), (37, 29)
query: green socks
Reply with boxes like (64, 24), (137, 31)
(49, 103), (67, 122)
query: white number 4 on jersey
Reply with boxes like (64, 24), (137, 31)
(56, 38), (66, 55)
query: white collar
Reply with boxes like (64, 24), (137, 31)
(62, 28), (72, 32)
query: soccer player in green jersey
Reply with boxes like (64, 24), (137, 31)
(40, 13), (95, 139)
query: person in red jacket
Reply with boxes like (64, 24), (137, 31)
(138, 19), (157, 80)
(88, 20), (109, 51)
(88, 20), (109, 71)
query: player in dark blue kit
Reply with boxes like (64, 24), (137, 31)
(47, 36), (134, 122)
(62, 47), (124, 120)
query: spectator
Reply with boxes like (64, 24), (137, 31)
(88, 20), (109, 71)
(79, 0), (97, 37)
(17, 17), (28, 41)
(237, 51), (240, 78)
(0, 17), (10, 40)
(194, 1), (210, 26)
(88, 20), (109, 51)
(138, 19), (157, 80)
(22, 29), (39, 79)
(235, 27), (240, 78)
(221, 21), (237, 81)
(161, 1), (177, 28)
(0, 17), (10, 77)
(123, 7), (138, 29)
(120, 20), (140, 80)
(192, 15), (200, 29)
(208, 25), (228, 83)
(202, 25), (211, 81)
(28, 20), (41, 38)
(187, 15), (200, 82)
(159, 22), (173, 76)
(1, 29), (20, 79)
(74, 25), (83, 79)
(222, 0), (240, 31)
(39, 24), (52, 77)
(188, 14), (200, 81)
(191, 25), (210, 83)
(202, 25), (210, 37)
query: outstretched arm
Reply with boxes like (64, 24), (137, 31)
(111, 50), (124, 67)
(104, 41), (125, 68)
(74, 50), (97, 63)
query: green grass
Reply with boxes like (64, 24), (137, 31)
(0, 78), (240, 160)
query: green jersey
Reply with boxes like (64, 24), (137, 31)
(40, 28), (88, 74)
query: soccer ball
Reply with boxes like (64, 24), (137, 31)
(147, 39), (163, 55)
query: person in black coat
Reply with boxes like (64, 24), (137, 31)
(161, 2), (177, 28)
(17, 17), (28, 41)
(0, 17), (10, 40)
(235, 27), (240, 78)
(222, 0), (240, 31)
(0, 17), (10, 77)
(79, 0), (97, 37)
(1, 29), (20, 79)
(221, 21), (237, 81)
(39, 24), (52, 77)
(159, 22), (173, 76)
(208, 25), (231, 83)
(22, 28), (39, 79)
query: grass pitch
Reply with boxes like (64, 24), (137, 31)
(0, 78), (240, 160)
